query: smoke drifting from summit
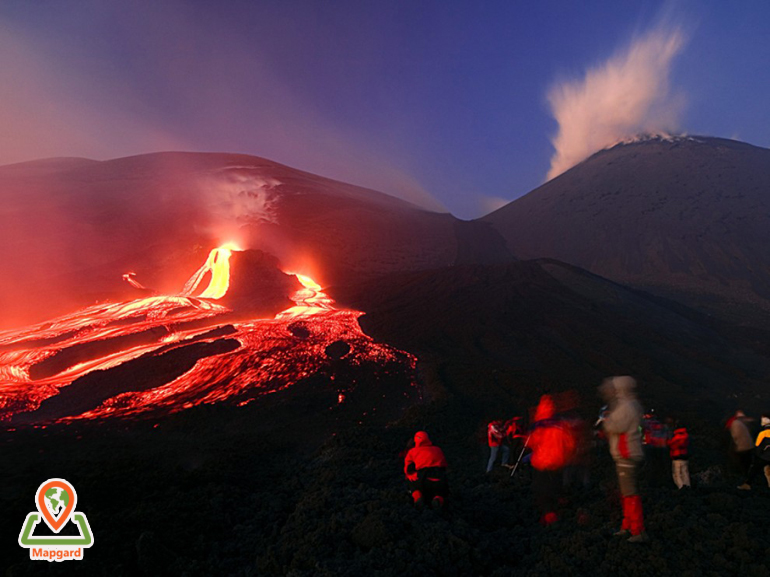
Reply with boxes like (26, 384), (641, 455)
(546, 26), (686, 181)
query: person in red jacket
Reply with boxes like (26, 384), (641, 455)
(404, 431), (449, 509)
(667, 424), (691, 489)
(486, 420), (510, 472)
(528, 394), (576, 525)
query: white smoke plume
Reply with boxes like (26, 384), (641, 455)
(195, 168), (282, 248)
(205, 169), (282, 226)
(546, 26), (686, 181)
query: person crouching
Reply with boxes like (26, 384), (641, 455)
(404, 431), (449, 510)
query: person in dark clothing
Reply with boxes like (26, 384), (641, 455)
(404, 431), (449, 509)
(738, 413), (770, 490)
(726, 410), (754, 478)
(643, 411), (671, 487)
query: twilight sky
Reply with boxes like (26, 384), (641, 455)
(1, 0), (768, 218)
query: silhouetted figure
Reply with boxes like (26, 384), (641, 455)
(667, 424), (691, 489)
(404, 431), (448, 509)
(726, 410), (754, 479)
(563, 414), (592, 490)
(600, 376), (648, 543)
(643, 411), (671, 487)
(738, 413), (770, 490)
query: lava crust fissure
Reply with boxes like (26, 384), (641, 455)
(15, 337), (241, 423)
(28, 325), (171, 380)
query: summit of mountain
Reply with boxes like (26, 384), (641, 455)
(483, 136), (770, 323)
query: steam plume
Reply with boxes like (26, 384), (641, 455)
(546, 26), (686, 180)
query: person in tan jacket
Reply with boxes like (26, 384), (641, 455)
(599, 376), (648, 543)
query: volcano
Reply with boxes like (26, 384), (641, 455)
(483, 136), (770, 322)
(4, 144), (770, 576)
(0, 153), (509, 330)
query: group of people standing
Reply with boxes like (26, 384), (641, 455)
(402, 375), (770, 545)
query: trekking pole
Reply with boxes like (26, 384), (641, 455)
(510, 434), (531, 478)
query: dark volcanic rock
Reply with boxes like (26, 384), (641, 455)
(333, 260), (770, 415)
(29, 326), (171, 380)
(325, 340), (351, 359)
(220, 249), (299, 315)
(483, 136), (770, 322)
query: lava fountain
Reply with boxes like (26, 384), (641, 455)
(0, 246), (417, 424)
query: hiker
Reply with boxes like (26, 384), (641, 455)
(563, 414), (592, 490)
(726, 410), (754, 478)
(643, 411), (671, 487)
(599, 376), (648, 543)
(738, 413), (770, 490)
(528, 394), (576, 525)
(505, 417), (525, 453)
(667, 422), (691, 489)
(504, 417), (527, 469)
(404, 431), (449, 509)
(486, 420), (510, 472)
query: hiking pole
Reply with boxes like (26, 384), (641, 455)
(510, 434), (531, 478)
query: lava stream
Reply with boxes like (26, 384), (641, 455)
(0, 247), (416, 423)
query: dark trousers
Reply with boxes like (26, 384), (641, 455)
(745, 456), (770, 485)
(533, 468), (561, 515)
(645, 446), (669, 487)
(409, 467), (448, 502)
(734, 449), (753, 477)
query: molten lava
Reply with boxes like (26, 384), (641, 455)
(182, 244), (238, 299)
(0, 247), (416, 424)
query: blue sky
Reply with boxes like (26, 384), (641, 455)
(1, 0), (768, 218)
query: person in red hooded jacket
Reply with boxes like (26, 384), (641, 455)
(404, 431), (449, 509)
(528, 394), (577, 525)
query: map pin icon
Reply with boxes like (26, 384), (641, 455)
(36, 478), (77, 533)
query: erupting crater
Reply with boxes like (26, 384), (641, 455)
(0, 247), (417, 425)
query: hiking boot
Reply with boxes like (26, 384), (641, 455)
(613, 529), (631, 537)
(627, 532), (650, 544)
(737, 483), (751, 490)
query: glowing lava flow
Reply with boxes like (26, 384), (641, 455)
(182, 244), (237, 299)
(0, 247), (416, 424)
